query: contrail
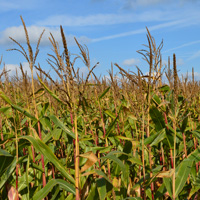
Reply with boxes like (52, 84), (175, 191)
(91, 19), (185, 42)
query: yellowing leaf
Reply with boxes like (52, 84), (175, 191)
(113, 177), (119, 188)
(80, 151), (98, 173)
(156, 169), (174, 178)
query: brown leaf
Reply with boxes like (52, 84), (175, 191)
(79, 151), (98, 173)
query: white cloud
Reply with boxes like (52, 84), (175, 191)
(0, 25), (91, 46)
(2, 62), (36, 78)
(122, 58), (140, 66)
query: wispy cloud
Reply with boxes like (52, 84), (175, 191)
(0, 2), (19, 11)
(176, 58), (184, 66)
(163, 40), (200, 54)
(122, 58), (140, 67)
(122, 0), (199, 9)
(187, 50), (200, 61)
(92, 19), (186, 42)
(0, 25), (91, 46)
(0, 0), (45, 12)
(123, 0), (168, 9)
(36, 11), (177, 27)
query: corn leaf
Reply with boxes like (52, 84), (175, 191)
(33, 179), (75, 200)
(150, 106), (165, 131)
(175, 160), (193, 197)
(20, 135), (75, 184)
(98, 87), (110, 100)
(96, 178), (107, 200)
(49, 115), (75, 139)
(0, 149), (14, 177)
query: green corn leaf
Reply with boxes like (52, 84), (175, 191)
(20, 135), (75, 184)
(186, 148), (200, 162)
(0, 91), (36, 120)
(11, 104), (37, 120)
(154, 183), (167, 199)
(0, 149), (14, 177)
(145, 128), (166, 146)
(0, 106), (11, 114)
(32, 179), (75, 200)
(152, 94), (161, 106)
(51, 127), (62, 140)
(192, 130), (200, 140)
(165, 132), (174, 149)
(39, 102), (49, 118)
(98, 87), (110, 100)
(0, 157), (18, 189)
(82, 169), (112, 184)
(104, 109), (116, 119)
(49, 115), (75, 139)
(128, 157), (142, 166)
(181, 116), (188, 133)
(30, 162), (44, 173)
(18, 169), (34, 193)
(29, 87), (44, 97)
(86, 182), (99, 200)
(106, 115), (119, 137)
(175, 160), (193, 197)
(50, 186), (60, 200)
(101, 153), (128, 184)
(188, 170), (200, 198)
(163, 177), (172, 198)
(158, 85), (170, 93)
(26, 155), (30, 199)
(37, 75), (68, 106)
(150, 106), (165, 132)
(0, 91), (12, 104)
(188, 185), (200, 199)
(165, 123), (183, 140)
(96, 178), (107, 200)
(144, 129), (164, 145)
(150, 129), (166, 146)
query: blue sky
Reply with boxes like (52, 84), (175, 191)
(0, 0), (200, 80)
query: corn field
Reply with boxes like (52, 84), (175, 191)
(1, 17), (200, 200)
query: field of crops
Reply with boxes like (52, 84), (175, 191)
(1, 17), (200, 200)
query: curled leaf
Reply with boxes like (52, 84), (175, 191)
(80, 151), (98, 173)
